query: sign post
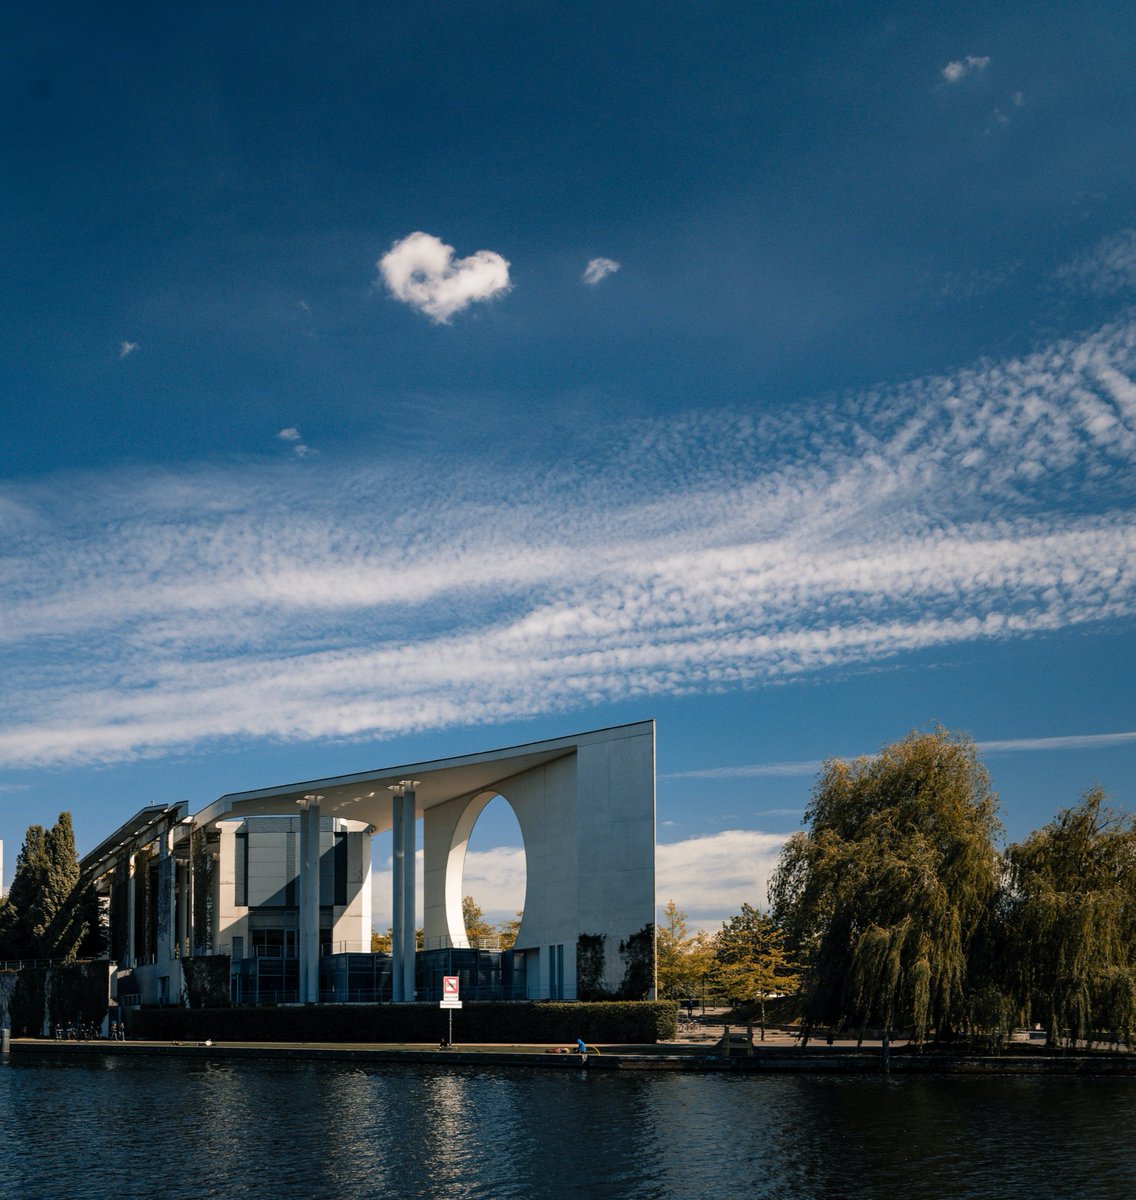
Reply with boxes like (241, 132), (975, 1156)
(440, 975), (461, 1046)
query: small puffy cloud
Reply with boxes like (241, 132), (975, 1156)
(942, 55), (990, 83)
(276, 427), (309, 457)
(378, 231), (511, 324)
(582, 257), (621, 286)
(119, 341), (139, 359)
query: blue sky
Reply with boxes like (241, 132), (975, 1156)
(3, 3), (1135, 926)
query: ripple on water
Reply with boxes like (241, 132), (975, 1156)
(1, 1059), (1135, 1199)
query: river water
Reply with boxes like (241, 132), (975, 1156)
(2, 1056), (1134, 1199)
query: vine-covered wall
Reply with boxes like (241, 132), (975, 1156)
(0, 962), (112, 1036)
(577, 925), (656, 1000)
(182, 955), (232, 1008)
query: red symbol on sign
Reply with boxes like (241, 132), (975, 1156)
(443, 976), (460, 996)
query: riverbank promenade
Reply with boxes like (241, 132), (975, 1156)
(11, 1021), (1136, 1075)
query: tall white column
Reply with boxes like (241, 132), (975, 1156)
(389, 780), (420, 1002)
(391, 787), (405, 1002)
(299, 798), (322, 1003)
(401, 786), (417, 1002)
(125, 854), (136, 969)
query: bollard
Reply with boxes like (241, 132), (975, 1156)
(2, 1028), (10, 1055)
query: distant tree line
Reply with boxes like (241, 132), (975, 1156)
(663, 728), (1136, 1048)
(0, 812), (104, 962)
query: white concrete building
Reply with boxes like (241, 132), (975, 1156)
(80, 721), (656, 1007)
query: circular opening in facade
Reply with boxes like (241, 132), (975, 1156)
(447, 793), (527, 948)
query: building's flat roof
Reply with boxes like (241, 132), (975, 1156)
(194, 720), (654, 832)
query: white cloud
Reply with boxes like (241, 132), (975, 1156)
(663, 760), (823, 780)
(276, 428), (309, 457)
(370, 845), (525, 929)
(119, 341), (139, 359)
(657, 831), (787, 928)
(366, 832), (778, 933)
(0, 315), (1135, 767)
(582, 257), (621, 286)
(1056, 229), (1136, 296)
(942, 55), (991, 84)
(665, 730), (1136, 780)
(378, 231), (511, 323)
(979, 731), (1136, 754)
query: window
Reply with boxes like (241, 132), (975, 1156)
(234, 831), (248, 907)
(252, 928), (298, 958)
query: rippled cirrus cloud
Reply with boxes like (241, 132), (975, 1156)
(0, 315), (1134, 768)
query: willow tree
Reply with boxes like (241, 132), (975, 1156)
(1007, 787), (1136, 1047)
(770, 728), (1001, 1045)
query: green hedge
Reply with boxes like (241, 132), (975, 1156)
(133, 1000), (676, 1044)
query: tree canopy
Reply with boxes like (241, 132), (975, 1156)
(1007, 786), (1136, 1045)
(462, 895), (495, 944)
(656, 900), (715, 999)
(770, 727), (1001, 1043)
(714, 903), (799, 1006)
(0, 812), (88, 960)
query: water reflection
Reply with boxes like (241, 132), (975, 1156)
(2, 1058), (1135, 1199)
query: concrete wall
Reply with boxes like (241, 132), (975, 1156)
(422, 723), (655, 1000)
(215, 816), (372, 963)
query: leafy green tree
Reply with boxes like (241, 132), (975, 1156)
(656, 900), (715, 1000)
(0, 824), (49, 958)
(497, 911), (523, 949)
(0, 813), (86, 960)
(713, 904), (800, 1038)
(770, 728), (1001, 1046)
(370, 926), (424, 952)
(462, 895), (495, 944)
(1007, 787), (1136, 1047)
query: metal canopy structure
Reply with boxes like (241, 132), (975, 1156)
(79, 801), (188, 879)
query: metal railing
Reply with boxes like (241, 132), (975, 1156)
(420, 935), (503, 951)
(1, 958), (107, 971)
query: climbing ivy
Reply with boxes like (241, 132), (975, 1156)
(617, 923), (655, 1000)
(576, 933), (608, 1000)
(191, 827), (216, 952)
